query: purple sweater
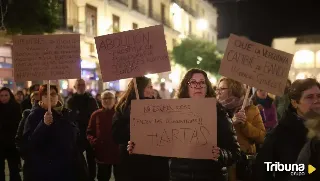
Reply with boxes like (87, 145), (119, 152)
(262, 103), (278, 130)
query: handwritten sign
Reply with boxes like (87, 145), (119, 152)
(95, 25), (171, 82)
(12, 34), (81, 81)
(130, 98), (217, 159)
(219, 34), (293, 96)
(0, 68), (13, 78)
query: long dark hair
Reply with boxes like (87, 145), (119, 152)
(115, 76), (151, 113)
(0, 87), (18, 105)
(177, 68), (215, 98)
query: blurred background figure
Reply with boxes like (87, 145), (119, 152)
(158, 82), (171, 99)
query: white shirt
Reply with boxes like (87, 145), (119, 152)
(158, 89), (171, 99)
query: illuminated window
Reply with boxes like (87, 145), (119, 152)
(296, 72), (313, 80)
(170, 3), (182, 31)
(316, 50), (320, 68)
(293, 50), (315, 68)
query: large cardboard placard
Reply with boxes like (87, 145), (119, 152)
(95, 25), (171, 82)
(130, 98), (217, 159)
(219, 34), (293, 96)
(0, 68), (13, 78)
(12, 34), (81, 81)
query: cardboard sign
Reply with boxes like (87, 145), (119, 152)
(12, 34), (81, 81)
(0, 68), (13, 78)
(219, 34), (293, 96)
(130, 98), (217, 159)
(95, 25), (171, 82)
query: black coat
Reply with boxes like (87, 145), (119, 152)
(254, 107), (308, 181)
(112, 104), (169, 181)
(169, 103), (241, 181)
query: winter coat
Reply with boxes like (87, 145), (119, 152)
(23, 106), (89, 181)
(169, 103), (241, 181)
(253, 106), (308, 181)
(87, 108), (120, 164)
(112, 104), (169, 181)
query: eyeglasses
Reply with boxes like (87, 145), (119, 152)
(215, 88), (229, 93)
(188, 80), (207, 88)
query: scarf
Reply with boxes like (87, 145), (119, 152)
(219, 96), (244, 110)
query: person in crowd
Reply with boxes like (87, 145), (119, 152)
(22, 88), (29, 97)
(112, 76), (169, 181)
(87, 91), (120, 181)
(127, 69), (240, 181)
(23, 84), (89, 181)
(252, 89), (278, 132)
(254, 78), (320, 181)
(216, 78), (266, 181)
(153, 89), (161, 99)
(15, 91), (40, 181)
(96, 93), (102, 108)
(158, 82), (171, 99)
(0, 87), (22, 181)
(290, 110), (320, 181)
(15, 91), (24, 104)
(66, 79), (99, 181)
(21, 84), (40, 112)
(275, 79), (292, 121)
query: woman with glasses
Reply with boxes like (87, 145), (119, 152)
(23, 85), (89, 181)
(127, 69), (240, 181)
(216, 77), (266, 181)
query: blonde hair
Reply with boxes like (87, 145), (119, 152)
(217, 77), (246, 98)
(101, 91), (115, 98)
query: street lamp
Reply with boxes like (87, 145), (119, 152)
(196, 19), (208, 31)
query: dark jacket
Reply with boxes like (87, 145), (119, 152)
(112, 104), (169, 181)
(15, 104), (40, 159)
(87, 108), (120, 164)
(23, 107), (89, 181)
(0, 101), (21, 147)
(21, 96), (32, 112)
(169, 103), (241, 181)
(66, 93), (98, 147)
(254, 106), (308, 181)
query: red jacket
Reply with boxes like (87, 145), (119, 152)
(87, 108), (120, 164)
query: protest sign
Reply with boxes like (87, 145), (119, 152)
(12, 34), (81, 81)
(219, 34), (294, 96)
(0, 68), (13, 78)
(130, 98), (217, 159)
(95, 25), (171, 82)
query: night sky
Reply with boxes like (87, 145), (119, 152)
(211, 0), (320, 46)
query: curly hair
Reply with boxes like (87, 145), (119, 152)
(176, 68), (215, 98)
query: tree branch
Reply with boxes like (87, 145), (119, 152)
(0, 0), (8, 31)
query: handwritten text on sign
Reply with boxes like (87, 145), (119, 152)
(0, 68), (13, 78)
(95, 25), (171, 82)
(219, 34), (293, 96)
(130, 98), (217, 159)
(12, 34), (81, 81)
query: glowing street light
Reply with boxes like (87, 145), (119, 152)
(196, 19), (208, 31)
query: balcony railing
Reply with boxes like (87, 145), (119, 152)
(114, 0), (129, 6)
(171, 0), (198, 18)
(133, 3), (146, 15)
(149, 13), (172, 29)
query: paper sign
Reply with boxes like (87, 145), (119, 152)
(130, 98), (217, 159)
(219, 34), (293, 96)
(12, 34), (81, 81)
(0, 68), (13, 78)
(95, 25), (171, 82)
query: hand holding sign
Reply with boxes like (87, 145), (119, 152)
(44, 111), (53, 126)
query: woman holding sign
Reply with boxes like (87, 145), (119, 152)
(216, 77), (266, 181)
(23, 85), (89, 181)
(112, 76), (169, 181)
(168, 69), (240, 181)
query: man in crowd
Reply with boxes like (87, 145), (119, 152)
(66, 79), (98, 181)
(158, 82), (171, 99)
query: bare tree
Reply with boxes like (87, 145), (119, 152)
(0, 0), (8, 31)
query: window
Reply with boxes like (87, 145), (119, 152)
(202, 8), (205, 17)
(161, 3), (165, 23)
(89, 43), (95, 53)
(172, 39), (177, 48)
(85, 4), (97, 36)
(148, 0), (153, 17)
(132, 0), (138, 9)
(188, 20), (192, 35)
(189, 0), (192, 7)
(132, 23), (138, 30)
(293, 50), (315, 68)
(112, 14), (120, 33)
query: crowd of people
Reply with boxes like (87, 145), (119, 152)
(0, 68), (320, 181)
